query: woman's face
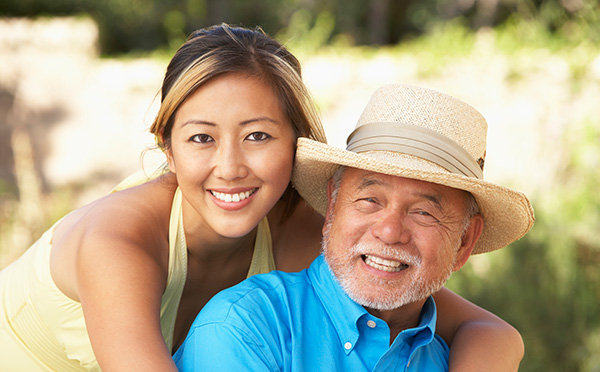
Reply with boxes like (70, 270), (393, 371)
(167, 72), (296, 239)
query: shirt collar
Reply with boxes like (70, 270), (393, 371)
(395, 296), (437, 349)
(308, 255), (439, 353)
(308, 255), (366, 352)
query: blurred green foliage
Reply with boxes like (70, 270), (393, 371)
(1, 0), (598, 54)
(447, 117), (600, 371)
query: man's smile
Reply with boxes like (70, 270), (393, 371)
(363, 254), (409, 273)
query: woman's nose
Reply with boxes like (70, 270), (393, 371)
(212, 142), (249, 181)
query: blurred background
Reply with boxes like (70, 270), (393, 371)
(0, 0), (598, 370)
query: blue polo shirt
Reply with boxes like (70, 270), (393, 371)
(173, 255), (449, 371)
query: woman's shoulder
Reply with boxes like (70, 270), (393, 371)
(61, 173), (176, 239)
(50, 173), (177, 299)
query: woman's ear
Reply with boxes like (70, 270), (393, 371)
(165, 148), (176, 173)
(160, 131), (176, 174)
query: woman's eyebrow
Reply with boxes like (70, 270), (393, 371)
(240, 116), (280, 125)
(181, 117), (280, 127)
(181, 119), (215, 127)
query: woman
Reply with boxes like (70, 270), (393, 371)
(0, 24), (522, 371)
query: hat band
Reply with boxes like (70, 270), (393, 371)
(346, 122), (483, 179)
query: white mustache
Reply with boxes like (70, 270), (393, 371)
(350, 242), (422, 267)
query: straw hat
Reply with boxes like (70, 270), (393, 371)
(293, 84), (534, 254)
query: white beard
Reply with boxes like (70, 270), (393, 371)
(321, 217), (454, 311)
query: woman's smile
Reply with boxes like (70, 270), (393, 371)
(209, 188), (258, 203)
(208, 188), (259, 211)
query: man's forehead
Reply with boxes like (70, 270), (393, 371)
(343, 168), (428, 187)
(342, 168), (463, 199)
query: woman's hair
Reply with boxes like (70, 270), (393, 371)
(150, 23), (327, 218)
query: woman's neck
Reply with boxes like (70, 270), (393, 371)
(184, 220), (258, 271)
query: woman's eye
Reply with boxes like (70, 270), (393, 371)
(190, 134), (213, 143)
(246, 132), (271, 142)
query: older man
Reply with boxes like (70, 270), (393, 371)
(173, 84), (535, 371)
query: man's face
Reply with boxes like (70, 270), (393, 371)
(322, 168), (481, 311)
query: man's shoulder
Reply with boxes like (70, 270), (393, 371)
(230, 268), (310, 301)
(175, 270), (313, 371)
(194, 269), (312, 325)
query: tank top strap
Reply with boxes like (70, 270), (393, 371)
(110, 166), (167, 193)
(160, 187), (188, 352)
(108, 167), (185, 351)
(157, 186), (276, 351)
(247, 217), (276, 278)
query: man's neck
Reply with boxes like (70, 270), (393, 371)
(366, 299), (427, 342)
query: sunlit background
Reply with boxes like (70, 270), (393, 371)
(1, 1), (599, 370)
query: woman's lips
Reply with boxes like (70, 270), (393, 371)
(209, 188), (258, 202)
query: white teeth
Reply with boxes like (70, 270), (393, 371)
(364, 255), (406, 273)
(211, 189), (254, 203)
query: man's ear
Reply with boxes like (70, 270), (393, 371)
(453, 214), (484, 271)
(322, 178), (336, 236)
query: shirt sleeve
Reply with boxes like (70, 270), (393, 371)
(174, 321), (280, 372)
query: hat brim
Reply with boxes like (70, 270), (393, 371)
(293, 138), (535, 254)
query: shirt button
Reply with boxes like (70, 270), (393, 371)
(367, 320), (377, 328)
(344, 342), (352, 350)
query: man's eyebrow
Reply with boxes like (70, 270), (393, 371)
(418, 193), (444, 210)
(357, 176), (386, 191)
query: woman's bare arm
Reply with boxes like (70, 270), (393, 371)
(434, 287), (524, 372)
(72, 195), (178, 371)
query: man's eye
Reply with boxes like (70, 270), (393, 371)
(413, 210), (439, 223)
(190, 134), (213, 143)
(246, 132), (271, 141)
(356, 197), (379, 206)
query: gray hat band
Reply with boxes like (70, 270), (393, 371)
(346, 122), (484, 179)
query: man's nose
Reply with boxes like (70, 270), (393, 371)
(370, 211), (411, 246)
(212, 142), (249, 181)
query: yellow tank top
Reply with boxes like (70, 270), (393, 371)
(0, 169), (276, 371)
